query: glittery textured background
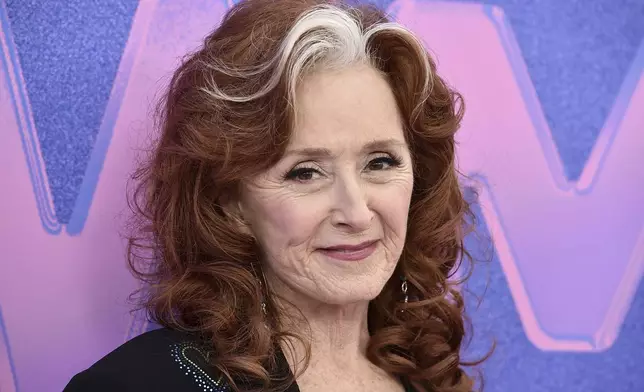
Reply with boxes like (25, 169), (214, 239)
(2, 0), (643, 391)
(5, 0), (138, 224)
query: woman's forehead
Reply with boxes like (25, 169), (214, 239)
(289, 65), (405, 150)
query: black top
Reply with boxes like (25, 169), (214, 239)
(64, 328), (245, 392)
(64, 327), (416, 392)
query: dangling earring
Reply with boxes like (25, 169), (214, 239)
(401, 276), (409, 311)
(252, 263), (269, 317)
(260, 283), (268, 317)
(257, 267), (270, 330)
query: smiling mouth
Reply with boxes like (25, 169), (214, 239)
(318, 240), (379, 261)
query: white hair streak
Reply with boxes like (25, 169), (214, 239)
(200, 4), (432, 106)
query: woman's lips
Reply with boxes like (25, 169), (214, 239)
(318, 240), (378, 261)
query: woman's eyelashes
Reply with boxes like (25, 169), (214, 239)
(283, 165), (322, 182)
(283, 153), (404, 183)
(366, 153), (403, 171)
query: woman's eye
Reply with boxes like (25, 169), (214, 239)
(284, 167), (320, 182)
(367, 156), (401, 171)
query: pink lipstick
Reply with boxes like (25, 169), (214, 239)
(318, 240), (378, 261)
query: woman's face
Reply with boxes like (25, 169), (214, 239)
(240, 64), (414, 306)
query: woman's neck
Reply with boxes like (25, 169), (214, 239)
(300, 300), (370, 357)
(267, 275), (372, 372)
(267, 275), (406, 392)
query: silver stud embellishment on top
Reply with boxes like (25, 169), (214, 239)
(170, 342), (229, 392)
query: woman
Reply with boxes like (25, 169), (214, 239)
(64, 0), (483, 391)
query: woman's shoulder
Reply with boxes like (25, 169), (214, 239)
(63, 327), (230, 392)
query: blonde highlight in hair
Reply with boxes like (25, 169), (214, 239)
(200, 4), (431, 109)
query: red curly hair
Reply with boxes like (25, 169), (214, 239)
(128, 0), (486, 391)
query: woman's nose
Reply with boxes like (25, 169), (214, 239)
(329, 176), (374, 231)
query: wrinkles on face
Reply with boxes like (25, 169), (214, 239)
(238, 64), (414, 307)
